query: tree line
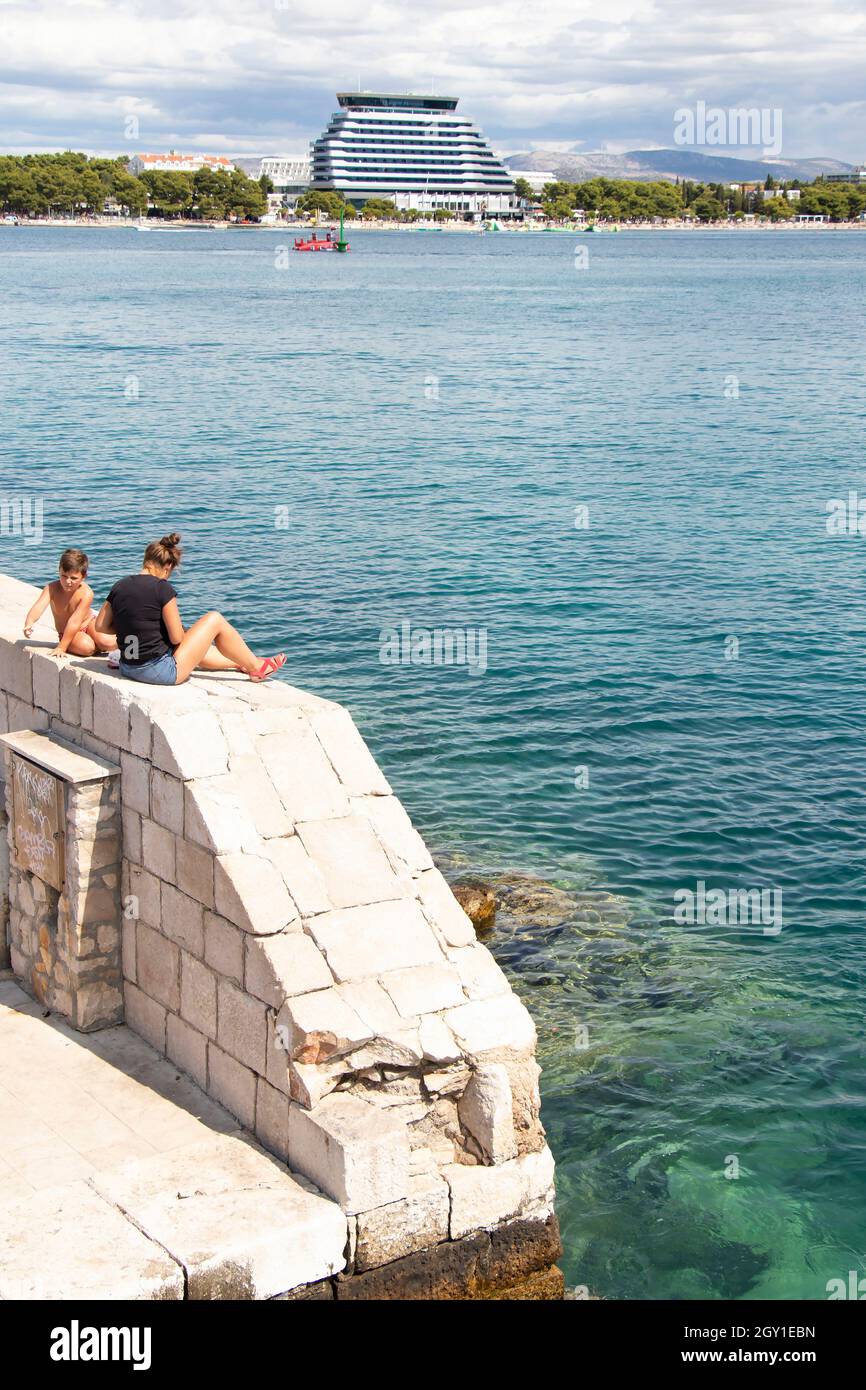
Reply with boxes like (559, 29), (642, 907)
(513, 174), (866, 223)
(0, 152), (268, 220)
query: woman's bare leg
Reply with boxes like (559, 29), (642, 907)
(173, 612), (259, 684)
(195, 644), (237, 672)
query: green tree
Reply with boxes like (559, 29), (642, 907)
(433, 208), (455, 221)
(513, 177), (533, 200)
(361, 197), (398, 220)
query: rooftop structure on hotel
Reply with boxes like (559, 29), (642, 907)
(310, 92), (515, 216)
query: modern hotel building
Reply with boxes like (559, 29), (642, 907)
(310, 92), (515, 216)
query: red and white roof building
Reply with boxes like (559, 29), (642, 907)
(127, 152), (236, 175)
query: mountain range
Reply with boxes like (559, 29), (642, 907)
(502, 148), (855, 184)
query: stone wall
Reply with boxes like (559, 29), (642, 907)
(0, 570), (560, 1296)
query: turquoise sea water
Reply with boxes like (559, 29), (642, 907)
(1, 226), (864, 1299)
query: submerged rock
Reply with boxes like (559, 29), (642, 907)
(451, 879), (496, 933)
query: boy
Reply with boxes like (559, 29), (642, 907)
(23, 549), (118, 659)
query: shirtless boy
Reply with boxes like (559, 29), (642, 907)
(23, 549), (118, 658)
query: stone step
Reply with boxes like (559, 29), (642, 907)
(0, 1132), (348, 1300)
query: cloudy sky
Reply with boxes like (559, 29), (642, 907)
(2, 0), (865, 161)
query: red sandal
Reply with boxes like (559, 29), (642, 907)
(249, 653), (287, 682)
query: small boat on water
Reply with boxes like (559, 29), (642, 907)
(293, 210), (350, 253)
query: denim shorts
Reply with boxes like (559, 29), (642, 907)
(119, 651), (178, 686)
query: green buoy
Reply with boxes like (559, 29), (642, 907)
(336, 209), (349, 252)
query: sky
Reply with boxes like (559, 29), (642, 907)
(1, 0), (865, 162)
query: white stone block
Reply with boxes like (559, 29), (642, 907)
(259, 835), (332, 916)
(296, 815), (401, 909)
(445, 994), (537, 1058)
(180, 952), (217, 1039)
(214, 852), (298, 935)
(276, 987), (371, 1063)
(91, 1133), (346, 1298)
(288, 1093), (410, 1214)
(336, 978), (404, 1035)
(140, 817), (176, 882)
(305, 899), (444, 982)
(308, 705), (391, 796)
(418, 1014), (462, 1065)
(245, 933), (332, 1008)
(31, 652), (61, 716)
(354, 1172), (450, 1271)
(444, 1145), (556, 1239)
(203, 912), (244, 984)
(258, 721), (350, 823)
(92, 678), (132, 749)
(450, 943), (510, 1000)
(207, 1042), (256, 1128)
(224, 754), (293, 840)
(153, 711), (229, 780)
(59, 664), (82, 726)
(217, 978), (268, 1073)
(184, 776), (257, 854)
(416, 867), (476, 947)
(120, 751), (150, 816)
(351, 794), (433, 876)
(380, 962), (465, 1018)
(151, 769), (184, 835)
(176, 838), (215, 909)
(457, 1064), (517, 1164)
(161, 883), (204, 957)
(0, 1181), (183, 1300)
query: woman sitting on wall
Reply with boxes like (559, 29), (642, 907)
(95, 533), (286, 686)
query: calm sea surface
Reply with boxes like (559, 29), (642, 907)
(2, 226), (864, 1299)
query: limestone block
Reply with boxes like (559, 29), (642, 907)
(445, 993), (537, 1058)
(288, 1092), (411, 1214)
(150, 769), (184, 835)
(92, 678), (131, 749)
(203, 912), (244, 985)
(217, 978), (268, 1073)
(121, 807), (142, 865)
(161, 883), (204, 957)
(207, 1042), (256, 1129)
(255, 1077), (290, 1161)
(458, 1064), (517, 1164)
(31, 652), (61, 715)
(140, 817), (176, 883)
(245, 932), (332, 1008)
(416, 868), (476, 947)
(3, 641), (33, 703)
(258, 722), (351, 823)
(91, 1133), (346, 1298)
(296, 815), (402, 910)
(167, 1012), (208, 1089)
(308, 705), (391, 796)
(223, 754), (292, 840)
(336, 978), (404, 1035)
(449, 943), (510, 1000)
(380, 962), (465, 1018)
(124, 980), (167, 1051)
(354, 1172), (450, 1272)
(127, 865), (160, 928)
(129, 702), (152, 759)
(259, 835), (331, 916)
(152, 711), (230, 780)
(120, 752), (150, 815)
(305, 900), (444, 982)
(0, 1181), (183, 1300)
(445, 1146), (556, 1239)
(176, 838), (215, 909)
(180, 952), (217, 1040)
(287, 1057), (350, 1109)
(276, 987), (371, 1063)
(351, 794), (433, 876)
(136, 921), (180, 1012)
(122, 918), (136, 982)
(418, 1014), (462, 1065)
(214, 853), (298, 935)
(185, 779), (258, 854)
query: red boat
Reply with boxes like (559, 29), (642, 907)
(293, 212), (350, 253)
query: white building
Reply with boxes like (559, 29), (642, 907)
(310, 92), (515, 216)
(824, 166), (866, 185)
(128, 152), (235, 175)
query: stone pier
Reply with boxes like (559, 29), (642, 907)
(0, 570), (561, 1299)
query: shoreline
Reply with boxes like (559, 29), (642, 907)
(3, 216), (866, 234)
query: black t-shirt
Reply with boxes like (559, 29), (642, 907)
(107, 574), (177, 665)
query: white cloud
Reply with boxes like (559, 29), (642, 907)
(1, 0), (864, 159)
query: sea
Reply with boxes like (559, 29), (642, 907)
(1, 224), (864, 1299)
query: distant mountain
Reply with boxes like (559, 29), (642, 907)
(503, 149), (854, 185)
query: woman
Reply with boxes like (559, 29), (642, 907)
(95, 533), (286, 685)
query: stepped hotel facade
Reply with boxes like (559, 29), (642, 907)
(310, 92), (516, 217)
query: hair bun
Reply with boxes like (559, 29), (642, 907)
(163, 532), (181, 547)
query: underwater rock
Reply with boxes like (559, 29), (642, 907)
(451, 879), (496, 933)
